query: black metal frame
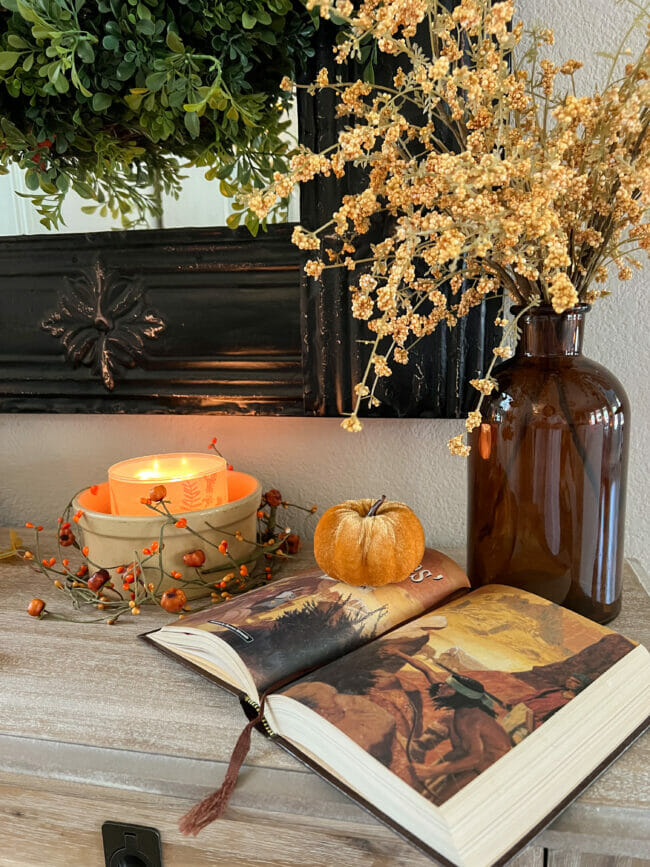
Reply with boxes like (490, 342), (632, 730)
(0, 16), (498, 418)
(0, 226), (303, 414)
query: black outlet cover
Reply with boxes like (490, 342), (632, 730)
(102, 821), (162, 867)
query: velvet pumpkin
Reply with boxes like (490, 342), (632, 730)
(313, 496), (425, 586)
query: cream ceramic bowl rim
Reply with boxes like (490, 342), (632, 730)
(108, 451), (227, 482)
(73, 471), (262, 524)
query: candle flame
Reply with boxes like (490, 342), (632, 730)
(135, 459), (197, 482)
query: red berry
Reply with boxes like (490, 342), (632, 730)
(183, 549), (206, 567)
(58, 528), (75, 547)
(27, 598), (45, 617)
(160, 588), (187, 613)
(149, 485), (167, 502)
(282, 533), (302, 555)
(88, 569), (110, 592)
(264, 489), (283, 507)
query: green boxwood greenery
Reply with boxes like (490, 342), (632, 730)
(0, 0), (317, 231)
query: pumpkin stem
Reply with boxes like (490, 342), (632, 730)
(367, 495), (386, 517)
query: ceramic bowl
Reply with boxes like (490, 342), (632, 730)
(72, 471), (262, 598)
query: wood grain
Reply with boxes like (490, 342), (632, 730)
(0, 538), (648, 865)
(0, 770), (439, 867)
(546, 854), (650, 867)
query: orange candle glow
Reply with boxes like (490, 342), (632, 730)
(108, 453), (228, 516)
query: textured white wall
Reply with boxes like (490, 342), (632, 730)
(0, 0), (648, 569)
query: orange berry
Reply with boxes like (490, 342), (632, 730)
(82, 546), (89, 557)
(175, 518), (187, 528)
(48, 557), (56, 567)
(54, 580), (64, 590)
(219, 580), (227, 589)
(97, 603), (106, 611)
(116, 566), (125, 574)
(90, 485), (99, 495)
(57, 517), (63, 524)
(140, 497), (152, 505)
(149, 485), (167, 502)
(27, 598), (45, 617)
(218, 540), (228, 555)
(160, 588), (187, 613)
(129, 600), (136, 608)
(147, 582), (155, 591)
(183, 549), (206, 567)
(257, 510), (265, 519)
(151, 542), (158, 552)
(106, 619), (115, 626)
(239, 564), (249, 577)
(25, 522), (34, 529)
(123, 583), (130, 591)
(62, 559), (70, 567)
(131, 607), (140, 615)
(37, 526), (43, 532)
(142, 547), (151, 556)
(23, 551), (34, 561)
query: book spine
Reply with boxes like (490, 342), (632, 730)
(242, 695), (276, 738)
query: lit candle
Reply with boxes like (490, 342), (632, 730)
(108, 453), (228, 516)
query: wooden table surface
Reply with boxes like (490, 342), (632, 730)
(0, 537), (649, 866)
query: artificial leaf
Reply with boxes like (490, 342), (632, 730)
(92, 92), (112, 111)
(0, 51), (20, 71)
(242, 11), (256, 29)
(166, 30), (184, 53)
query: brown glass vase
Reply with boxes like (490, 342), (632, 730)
(467, 305), (629, 623)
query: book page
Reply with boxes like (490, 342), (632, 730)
(163, 549), (468, 694)
(278, 585), (637, 806)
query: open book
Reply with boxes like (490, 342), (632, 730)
(143, 550), (650, 867)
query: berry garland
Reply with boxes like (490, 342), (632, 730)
(19, 438), (317, 624)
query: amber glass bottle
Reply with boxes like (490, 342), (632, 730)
(467, 305), (629, 623)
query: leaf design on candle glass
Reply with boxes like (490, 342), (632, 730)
(41, 259), (165, 390)
(204, 474), (216, 504)
(182, 479), (202, 511)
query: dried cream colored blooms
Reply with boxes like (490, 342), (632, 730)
(448, 435), (471, 457)
(248, 0), (650, 441)
(466, 410), (482, 432)
(341, 415), (363, 433)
